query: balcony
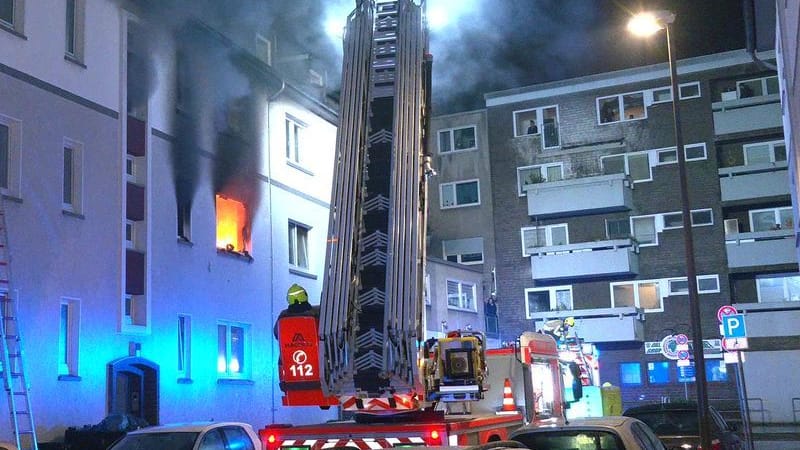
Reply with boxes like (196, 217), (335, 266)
(530, 307), (645, 343)
(726, 229), (797, 269)
(712, 94), (782, 135)
(529, 239), (639, 282)
(719, 162), (789, 203)
(525, 173), (632, 218)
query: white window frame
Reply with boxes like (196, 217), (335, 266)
(756, 273), (800, 303)
(667, 275), (720, 295)
(446, 279), (477, 312)
(630, 215), (659, 247)
(442, 237), (484, 265)
(521, 223), (569, 256)
(288, 221), (310, 270)
(437, 125), (478, 154)
(177, 314), (191, 379)
(610, 280), (664, 312)
(749, 206), (793, 232)
(600, 151), (653, 183)
(125, 220), (136, 249)
(662, 208), (714, 230)
(439, 179), (480, 209)
(0, 0), (24, 34)
(58, 297), (80, 377)
(0, 115), (21, 198)
(217, 321), (251, 379)
(650, 82), (702, 104)
(516, 163), (564, 196)
(64, 0), (85, 62)
(512, 105), (560, 148)
(285, 115), (305, 165)
(743, 140), (786, 165)
(524, 285), (573, 318)
(737, 75), (779, 98)
(62, 138), (83, 214)
(597, 91), (647, 124)
(684, 143), (708, 161)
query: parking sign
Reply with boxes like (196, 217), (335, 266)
(721, 314), (747, 338)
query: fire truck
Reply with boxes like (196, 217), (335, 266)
(263, 1), (574, 448)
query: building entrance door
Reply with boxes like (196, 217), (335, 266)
(107, 356), (159, 426)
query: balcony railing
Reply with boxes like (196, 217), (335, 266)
(719, 162), (789, 203)
(525, 173), (632, 218)
(529, 238), (639, 282)
(712, 94), (782, 135)
(726, 229), (797, 268)
(529, 307), (645, 343)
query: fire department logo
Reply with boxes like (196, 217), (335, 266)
(287, 332), (312, 348)
(292, 350), (308, 365)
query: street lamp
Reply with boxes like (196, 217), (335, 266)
(628, 11), (712, 450)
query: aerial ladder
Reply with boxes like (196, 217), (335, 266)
(0, 195), (38, 450)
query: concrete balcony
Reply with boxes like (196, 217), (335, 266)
(712, 94), (782, 135)
(529, 239), (639, 282)
(525, 173), (632, 219)
(530, 307), (645, 343)
(719, 162), (789, 203)
(726, 229), (797, 269)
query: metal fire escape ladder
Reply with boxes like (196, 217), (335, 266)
(0, 196), (38, 450)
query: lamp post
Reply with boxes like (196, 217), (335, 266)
(628, 11), (712, 450)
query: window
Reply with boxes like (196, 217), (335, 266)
(756, 273), (800, 302)
(706, 360), (728, 382)
(222, 426), (256, 450)
(525, 286), (572, 316)
(662, 209), (714, 229)
(63, 139), (83, 213)
(288, 221), (309, 270)
(685, 143), (707, 161)
(217, 322), (250, 379)
(446, 280), (476, 311)
(601, 152), (651, 182)
(516, 163), (563, 195)
(0, 0), (23, 34)
(177, 201), (191, 241)
(124, 294), (146, 326)
(255, 33), (272, 65)
(749, 206), (793, 232)
(620, 362), (642, 385)
(598, 92), (645, 124)
(656, 148), (677, 164)
(606, 218), (631, 239)
(743, 140), (787, 165)
(215, 195), (250, 253)
(668, 275), (720, 295)
(58, 298), (80, 377)
(438, 126), (477, 153)
(521, 224), (568, 255)
(285, 115), (305, 165)
(650, 82), (702, 103)
(443, 237), (483, 265)
(737, 75), (779, 98)
(513, 106), (560, 148)
(125, 220), (135, 249)
(647, 361), (670, 384)
(178, 315), (191, 379)
(440, 179), (479, 208)
(0, 116), (21, 197)
(64, 0), (84, 61)
(611, 280), (662, 311)
(631, 216), (657, 246)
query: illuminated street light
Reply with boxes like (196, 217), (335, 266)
(628, 10), (712, 450)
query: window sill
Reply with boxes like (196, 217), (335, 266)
(177, 236), (194, 247)
(120, 323), (149, 335)
(287, 160), (314, 176)
(216, 248), (254, 263)
(2, 194), (22, 203)
(289, 267), (317, 279)
(0, 23), (26, 40)
(177, 377), (193, 384)
(217, 378), (254, 386)
(58, 375), (82, 382)
(62, 209), (85, 220)
(447, 306), (478, 314)
(64, 53), (86, 69)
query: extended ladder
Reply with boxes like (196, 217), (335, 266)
(0, 196), (37, 450)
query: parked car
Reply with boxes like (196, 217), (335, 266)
(623, 402), (743, 450)
(509, 416), (667, 450)
(107, 421), (261, 450)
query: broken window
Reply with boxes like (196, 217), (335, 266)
(215, 195), (250, 254)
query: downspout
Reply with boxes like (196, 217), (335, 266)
(266, 80), (286, 423)
(742, 0), (777, 71)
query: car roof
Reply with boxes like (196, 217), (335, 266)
(512, 415), (635, 434)
(126, 421), (252, 434)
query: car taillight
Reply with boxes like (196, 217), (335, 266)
(263, 432), (279, 450)
(424, 428), (444, 446)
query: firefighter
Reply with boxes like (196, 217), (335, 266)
(286, 283), (312, 313)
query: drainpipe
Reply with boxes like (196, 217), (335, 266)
(742, 0), (777, 71)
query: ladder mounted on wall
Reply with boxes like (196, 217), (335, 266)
(0, 196), (38, 450)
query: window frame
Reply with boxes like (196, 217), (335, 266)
(524, 285), (573, 318)
(64, 0), (85, 63)
(597, 91), (647, 125)
(177, 314), (191, 380)
(605, 218), (631, 240)
(513, 105), (560, 148)
(58, 297), (80, 377)
(650, 81), (702, 104)
(516, 163), (564, 196)
(288, 220), (310, 271)
(521, 223), (569, 256)
(437, 125), (478, 154)
(0, 0), (24, 35)
(620, 362), (643, 385)
(442, 237), (484, 265)
(217, 321), (251, 379)
(647, 361), (671, 384)
(742, 140), (787, 165)
(630, 215), (658, 246)
(662, 208), (715, 230)
(749, 206), (793, 232)
(737, 75), (779, 98)
(610, 279), (664, 312)
(0, 115), (21, 198)
(667, 274), (720, 295)
(446, 279), (477, 312)
(600, 151), (653, 183)
(285, 114), (306, 166)
(755, 273), (800, 303)
(62, 138), (83, 214)
(439, 179), (480, 209)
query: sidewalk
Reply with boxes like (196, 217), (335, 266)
(751, 424), (800, 450)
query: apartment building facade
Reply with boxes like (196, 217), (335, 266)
(0, 0), (337, 443)
(427, 49), (799, 420)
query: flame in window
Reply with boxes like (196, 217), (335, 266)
(216, 195), (249, 252)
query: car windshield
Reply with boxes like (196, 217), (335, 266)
(513, 430), (624, 450)
(627, 410), (700, 435)
(110, 431), (200, 450)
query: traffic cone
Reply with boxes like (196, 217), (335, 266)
(496, 378), (518, 415)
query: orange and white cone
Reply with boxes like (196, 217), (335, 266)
(496, 378), (518, 415)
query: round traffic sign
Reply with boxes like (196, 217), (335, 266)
(717, 305), (738, 323)
(677, 350), (690, 360)
(675, 334), (688, 345)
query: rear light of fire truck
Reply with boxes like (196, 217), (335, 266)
(696, 439), (722, 450)
(424, 428), (444, 446)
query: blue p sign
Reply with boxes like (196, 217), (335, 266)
(722, 314), (746, 338)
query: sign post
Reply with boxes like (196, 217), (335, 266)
(717, 306), (753, 450)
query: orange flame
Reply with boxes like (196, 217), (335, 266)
(216, 195), (248, 252)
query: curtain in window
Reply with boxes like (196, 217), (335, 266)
(637, 282), (660, 310)
(447, 280), (460, 307)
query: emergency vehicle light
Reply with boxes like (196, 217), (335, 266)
(424, 428), (443, 446)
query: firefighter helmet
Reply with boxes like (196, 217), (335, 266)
(287, 283), (309, 305)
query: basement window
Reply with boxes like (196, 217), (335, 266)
(215, 195), (251, 255)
